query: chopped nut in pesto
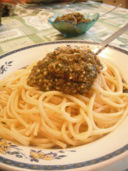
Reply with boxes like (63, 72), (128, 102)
(27, 46), (103, 94)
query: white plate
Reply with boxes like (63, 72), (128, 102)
(0, 40), (128, 171)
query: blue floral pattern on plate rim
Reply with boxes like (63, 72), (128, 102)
(0, 143), (128, 170)
(0, 40), (128, 170)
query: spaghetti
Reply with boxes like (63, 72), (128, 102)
(0, 58), (128, 149)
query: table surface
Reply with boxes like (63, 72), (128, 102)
(0, 1), (128, 171)
(0, 1), (128, 56)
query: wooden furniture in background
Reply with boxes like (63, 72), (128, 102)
(103, 0), (128, 8)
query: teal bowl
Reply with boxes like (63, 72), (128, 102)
(48, 13), (99, 37)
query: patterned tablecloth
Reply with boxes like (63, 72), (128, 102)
(0, 1), (128, 171)
(0, 0), (128, 56)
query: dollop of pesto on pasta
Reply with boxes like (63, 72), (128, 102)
(27, 46), (103, 94)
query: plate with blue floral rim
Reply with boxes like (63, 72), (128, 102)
(0, 40), (128, 171)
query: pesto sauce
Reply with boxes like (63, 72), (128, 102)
(55, 12), (91, 24)
(27, 46), (103, 94)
